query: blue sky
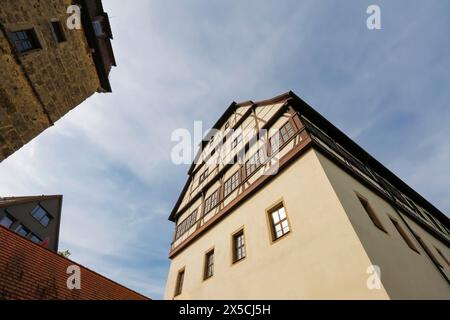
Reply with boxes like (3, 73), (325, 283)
(1, 0), (450, 299)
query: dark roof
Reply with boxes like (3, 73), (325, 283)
(169, 91), (449, 228)
(0, 195), (62, 209)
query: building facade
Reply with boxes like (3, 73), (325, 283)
(0, 195), (63, 251)
(164, 91), (450, 300)
(0, 0), (115, 162)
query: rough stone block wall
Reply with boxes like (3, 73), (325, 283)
(0, 0), (101, 161)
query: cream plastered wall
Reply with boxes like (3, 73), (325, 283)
(164, 149), (389, 300)
(316, 151), (450, 299)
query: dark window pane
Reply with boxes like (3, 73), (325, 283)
(31, 205), (52, 227)
(0, 215), (14, 228)
(30, 234), (42, 244)
(40, 215), (50, 227)
(10, 29), (41, 53)
(15, 224), (29, 237)
(31, 206), (46, 220)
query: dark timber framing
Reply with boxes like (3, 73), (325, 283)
(168, 91), (450, 259)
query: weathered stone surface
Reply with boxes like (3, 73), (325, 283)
(0, 0), (101, 162)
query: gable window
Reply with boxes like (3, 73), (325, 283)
(357, 195), (387, 233)
(232, 230), (246, 263)
(51, 21), (66, 43)
(279, 121), (295, 145)
(390, 217), (419, 253)
(224, 170), (240, 198)
(199, 168), (209, 184)
(268, 204), (290, 241)
(175, 209), (198, 240)
(270, 120), (296, 155)
(31, 205), (52, 227)
(245, 147), (267, 177)
(204, 249), (215, 279)
(0, 214), (15, 229)
(9, 29), (41, 53)
(174, 268), (185, 297)
(15, 224), (30, 237)
(204, 190), (219, 214)
(231, 134), (242, 150)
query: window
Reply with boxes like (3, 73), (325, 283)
(233, 230), (246, 263)
(357, 195), (387, 233)
(15, 224), (30, 237)
(279, 121), (295, 144)
(9, 29), (41, 53)
(204, 250), (215, 279)
(224, 171), (240, 198)
(245, 147), (266, 177)
(231, 134), (242, 149)
(175, 209), (198, 240)
(51, 21), (66, 43)
(270, 120), (296, 155)
(224, 122), (230, 130)
(174, 269), (185, 297)
(269, 134), (280, 155)
(92, 20), (104, 36)
(268, 204), (290, 241)
(0, 214), (14, 229)
(204, 190), (219, 214)
(30, 234), (42, 244)
(199, 168), (209, 184)
(31, 205), (52, 227)
(435, 247), (450, 267)
(390, 218), (419, 253)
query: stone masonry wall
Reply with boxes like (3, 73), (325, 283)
(0, 0), (101, 161)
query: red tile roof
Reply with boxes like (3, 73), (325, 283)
(0, 225), (150, 300)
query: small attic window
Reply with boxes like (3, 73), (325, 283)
(93, 20), (104, 36)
